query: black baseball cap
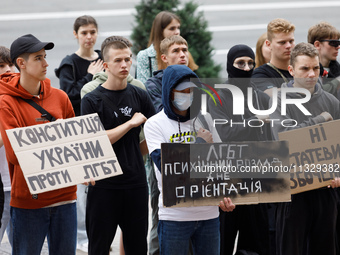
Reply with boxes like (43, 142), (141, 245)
(10, 34), (54, 62)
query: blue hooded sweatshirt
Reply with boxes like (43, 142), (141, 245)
(150, 65), (203, 170)
(162, 65), (202, 122)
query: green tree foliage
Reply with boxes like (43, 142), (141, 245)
(131, 0), (221, 77)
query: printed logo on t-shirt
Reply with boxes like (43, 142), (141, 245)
(170, 131), (197, 143)
(119, 106), (132, 117)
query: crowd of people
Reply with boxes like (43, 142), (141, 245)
(0, 11), (339, 255)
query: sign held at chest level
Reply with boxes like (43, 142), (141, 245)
(6, 113), (122, 194)
(278, 120), (340, 194)
(161, 142), (291, 207)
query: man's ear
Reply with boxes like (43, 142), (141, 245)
(288, 64), (294, 77)
(16, 58), (25, 70)
(265, 39), (271, 49)
(314, 41), (321, 50)
(103, 62), (108, 70)
(73, 30), (78, 39)
(161, 54), (168, 64)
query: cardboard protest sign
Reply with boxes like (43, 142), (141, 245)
(161, 141), (291, 207)
(6, 113), (122, 194)
(278, 120), (340, 194)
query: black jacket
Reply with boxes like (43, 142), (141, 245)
(208, 83), (273, 142)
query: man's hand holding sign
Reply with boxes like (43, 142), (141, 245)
(6, 113), (122, 194)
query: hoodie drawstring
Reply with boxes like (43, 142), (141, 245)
(177, 117), (182, 135)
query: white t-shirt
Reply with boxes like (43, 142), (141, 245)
(0, 146), (11, 192)
(144, 110), (219, 221)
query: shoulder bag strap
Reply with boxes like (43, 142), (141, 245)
(267, 63), (289, 84)
(22, 98), (56, 122)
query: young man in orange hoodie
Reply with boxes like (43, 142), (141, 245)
(0, 34), (77, 255)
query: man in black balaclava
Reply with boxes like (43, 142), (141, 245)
(227, 44), (255, 93)
(208, 44), (274, 255)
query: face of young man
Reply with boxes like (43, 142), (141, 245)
(104, 47), (132, 80)
(288, 55), (320, 92)
(315, 38), (340, 65)
(161, 43), (189, 66)
(19, 48), (49, 81)
(267, 32), (295, 62)
(171, 87), (193, 116)
(74, 24), (98, 50)
(0, 62), (15, 75)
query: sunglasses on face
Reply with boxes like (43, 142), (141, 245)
(320, 39), (340, 47)
(234, 61), (255, 70)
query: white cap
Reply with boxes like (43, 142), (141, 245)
(175, 81), (197, 91)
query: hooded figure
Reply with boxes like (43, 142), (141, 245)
(144, 64), (226, 255)
(208, 44), (272, 142)
(162, 65), (220, 141)
(146, 64), (220, 169)
(227, 44), (255, 93)
(161, 65), (201, 123)
(208, 45), (273, 255)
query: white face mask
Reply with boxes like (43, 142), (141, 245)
(172, 91), (194, 111)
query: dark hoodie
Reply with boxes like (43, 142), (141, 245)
(145, 69), (164, 113)
(0, 73), (76, 209)
(270, 80), (340, 140)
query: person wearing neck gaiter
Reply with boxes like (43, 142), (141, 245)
(208, 44), (274, 255)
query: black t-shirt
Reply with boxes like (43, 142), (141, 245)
(81, 83), (156, 189)
(251, 64), (293, 91)
(56, 50), (102, 116)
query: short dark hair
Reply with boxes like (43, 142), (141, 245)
(73, 15), (98, 33)
(101, 36), (132, 62)
(14, 53), (30, 70)
(290, 42), (319, 67)
(0, 46), (12, 65)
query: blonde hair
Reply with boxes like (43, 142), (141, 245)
(160, 35), (188, 55)
(267, 18), (295, 41)
(307, 21), (340, 44)
(159, 35), (198, 71)
(255, 32), (268, 68)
